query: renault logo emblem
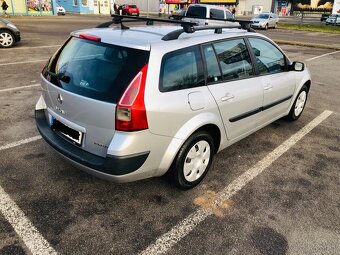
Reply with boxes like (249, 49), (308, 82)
(57, 94), (63, 104)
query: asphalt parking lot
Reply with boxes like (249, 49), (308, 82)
(0, 16), (340, 255)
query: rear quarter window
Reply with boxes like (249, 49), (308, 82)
(43, 37), (149, 104)
(159, 46), (205, 92)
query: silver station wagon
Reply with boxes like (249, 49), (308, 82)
(35, 16), (311, 189)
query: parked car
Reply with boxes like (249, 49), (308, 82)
(183, 4), (234, 26)
(325, 14), (340, 25)
(251, 13), (279, 29)
(169, 8), (187, 20)
(320, 13), (330, 21)
(0, 18), (20, 48)
(35, 17), (311, 189)
(56, 4), (66, 15)
(121, 4), (139, 16)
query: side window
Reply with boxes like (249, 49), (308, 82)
(225, 11), (233, 19)
(210, 9), (224, 19)
(213, 39), (254, 81)
(248, 38), (286, 75)
(202, 44), (222, 83)
(160, 46), (204, 92)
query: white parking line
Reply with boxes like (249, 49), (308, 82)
(0, 136), (41, 151)
(0, 59), (47, 67)
(0, 84), (40, 93)
(0, 186), (57, 255)
(306, 51), (340, 62)
(139, 110), (333, 255)
(0, 135), (57, 255)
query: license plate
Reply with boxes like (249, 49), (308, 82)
(50, 117), (83, 146)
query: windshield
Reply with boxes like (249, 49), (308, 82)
(186, 6), (207, 18)
(256, 14), (269, 19)
(42, 37), (149, 104)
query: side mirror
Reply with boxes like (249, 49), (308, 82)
(290, 61), (305, 71)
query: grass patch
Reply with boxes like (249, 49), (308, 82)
(278, 23), (340, 34)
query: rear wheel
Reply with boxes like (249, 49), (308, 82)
(0, 30), (15, 48)
(168, 131), (215, 190)
(264, 23), (268, 30)
(286, 85), (308, 121)
(274, 23), (278, 29)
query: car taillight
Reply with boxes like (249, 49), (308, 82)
(116, 64), (148, 131)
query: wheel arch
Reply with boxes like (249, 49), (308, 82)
(156, 114), (225, 177)
(195, 124), (221, 154)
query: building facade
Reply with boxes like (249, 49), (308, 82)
(2, 0), (57, 15)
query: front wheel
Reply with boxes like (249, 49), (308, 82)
(0, 30), (15, 48)
(286, 85), (308, 121)
(264, 23), (268, 30)
(168, 131), (215, 190)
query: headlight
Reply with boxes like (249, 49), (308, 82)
(7, 23), (18, 30)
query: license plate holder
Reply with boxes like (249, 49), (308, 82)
(50, 117), (83, 146)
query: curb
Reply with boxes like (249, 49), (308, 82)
(274, 40), (340, 50)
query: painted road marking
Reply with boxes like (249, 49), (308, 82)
(0, 59), (47, 67)
(0, 135), (57, 255)
(139, 110), (333, 255)
(0, 185), (57, 255)
(0, 136), (41, 151)
(306, 51), (340, 62)
(0, 84), (40, 93)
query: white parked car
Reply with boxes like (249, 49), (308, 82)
(56, 4), (65, 15)
(251, 13), (279, 29)
(183, 4), (234, 26)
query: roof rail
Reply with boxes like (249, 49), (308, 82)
(162, 20), (255, 41)
(96, 15), (255, 40)
(97, 14), (198, 33)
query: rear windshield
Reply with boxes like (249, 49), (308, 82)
(186, 6), (207, 18)
(42, 37), (149, 104)
(128, 5), (137, 8)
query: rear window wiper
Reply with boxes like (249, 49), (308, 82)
(48, 71), (71, 83)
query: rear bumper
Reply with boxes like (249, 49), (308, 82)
(35, 109), (149, 179)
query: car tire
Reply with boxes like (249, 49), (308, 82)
(0, 29), (15, 48)
(286, 85), (308, 121)
(264, 23), (268, 30)
(168, 131), (215, 190)
(274, 23), (278, 29)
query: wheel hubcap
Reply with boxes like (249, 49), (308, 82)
(0, 32), (13, 47)
(294, 91), (307, 117)
(183, 140), (211, 182)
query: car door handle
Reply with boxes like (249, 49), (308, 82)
(221, 94), (235, 102)
(264, 84), (273, 91)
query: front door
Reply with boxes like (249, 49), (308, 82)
(203, 38), (263, 140)
(247, 37), (297, 124)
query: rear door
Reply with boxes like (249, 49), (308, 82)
(204, 38), (263, 140)
(41, 36), (149, 157)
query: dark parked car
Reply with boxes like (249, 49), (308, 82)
(320, 13), (330, 21)
(0, 18), (20, 48)
(169, 8), (187, 20)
